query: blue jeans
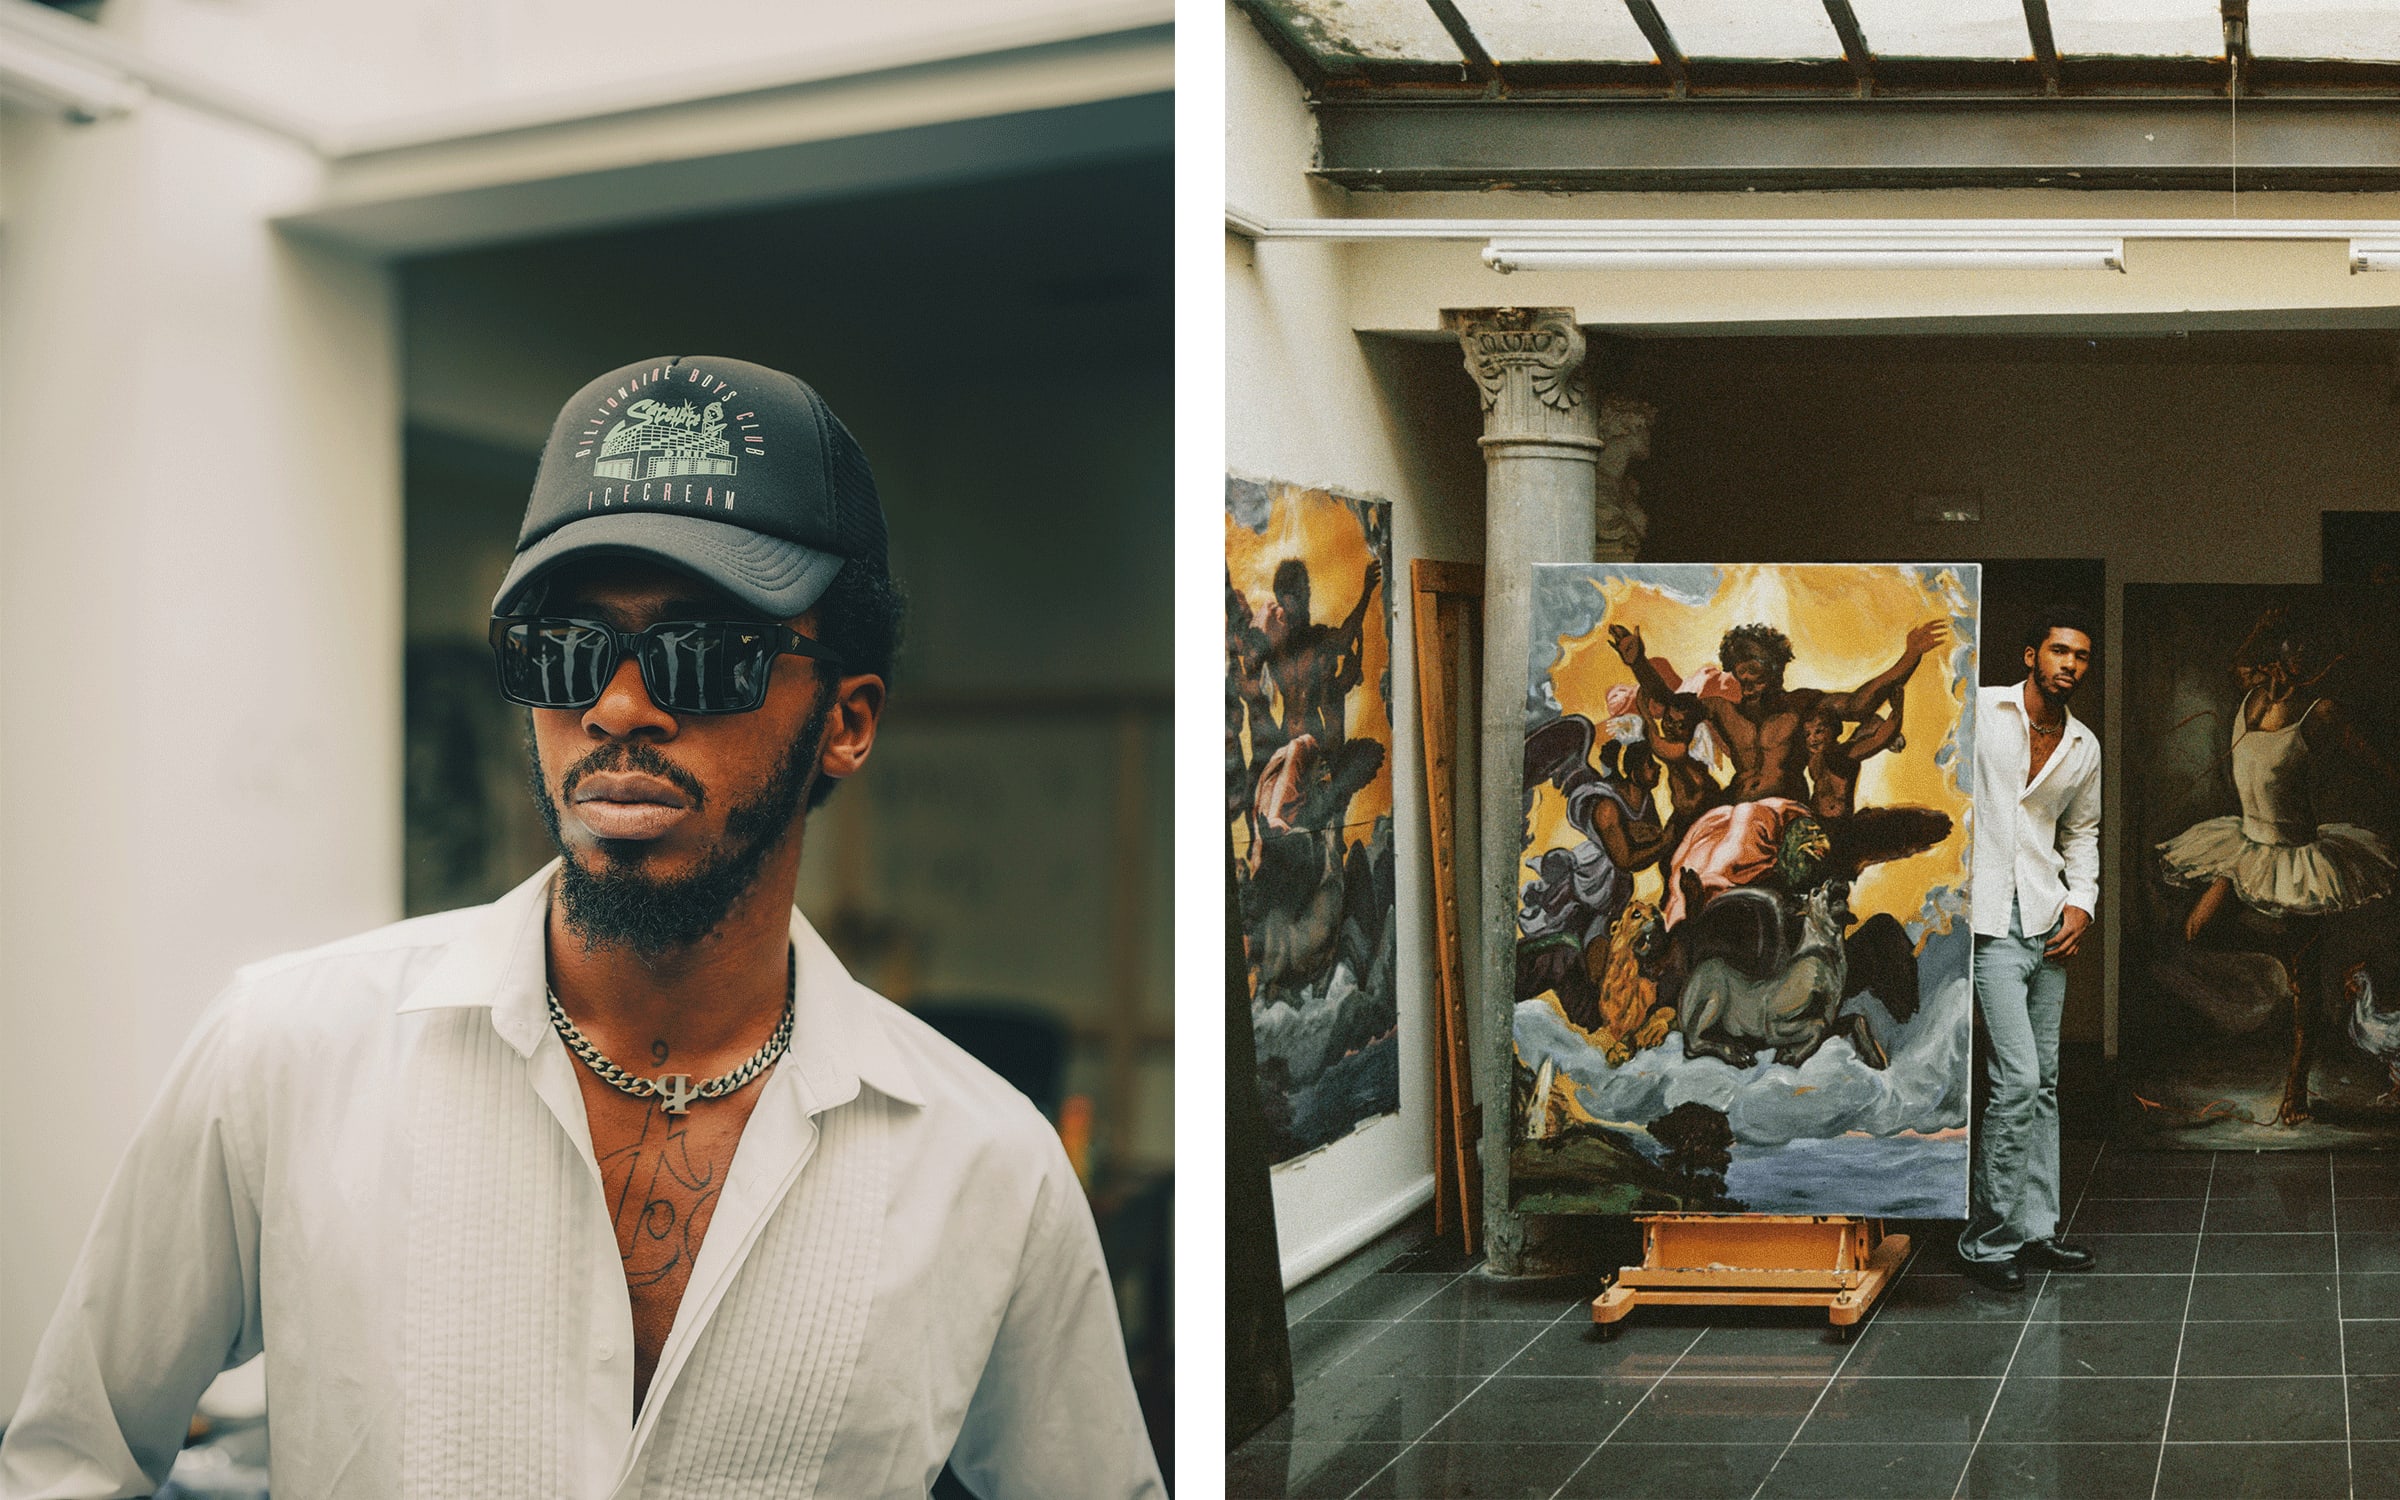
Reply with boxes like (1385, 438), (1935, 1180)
(1959, 897), (2067, 1266)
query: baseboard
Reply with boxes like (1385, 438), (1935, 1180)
(1279, 1174), (1437, 1291)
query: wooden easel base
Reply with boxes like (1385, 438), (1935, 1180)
(1592, 1214), (1910, 1342)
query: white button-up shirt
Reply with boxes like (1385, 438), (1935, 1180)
(1970, 680), (2102, 939)
(0, 863), (1163, 1500)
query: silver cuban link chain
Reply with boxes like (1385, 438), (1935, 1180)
(546, 957), (794, 1115)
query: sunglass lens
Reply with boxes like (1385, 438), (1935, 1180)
(643, 623), (776, 713)
(498, 620), (614, 707)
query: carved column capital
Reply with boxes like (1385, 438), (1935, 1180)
(1443, 307), (1600, 454)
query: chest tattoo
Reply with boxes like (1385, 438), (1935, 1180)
(598, 1109), (720, 1289)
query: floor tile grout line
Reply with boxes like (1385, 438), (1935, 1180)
(2150, 1151), (2216, 1500)
(1337, 1436), (2355, 1447)
(1292, 1248), (1467, 1324)
(2331, 1152), (2355, 1500)
(1942, 1275), (2042, 1497)
(1541, 1323), (1712, 1500)
(1338, 1293), (1589, 1500)
(1943, 1134), (2108, 1499)
(1300, 1269), (1475, 1386)
(1741, 1231), (1913, 1500)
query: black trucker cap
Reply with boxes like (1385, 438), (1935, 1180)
(492, 355), (886, 618)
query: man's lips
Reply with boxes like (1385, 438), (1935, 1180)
(569, 772), (692, 842)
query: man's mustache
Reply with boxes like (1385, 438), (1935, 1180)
(560, 742), (707, 810)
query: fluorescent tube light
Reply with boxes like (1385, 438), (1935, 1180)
(1481, 230), (2125, 274)
(2351, 239), (2400, 273)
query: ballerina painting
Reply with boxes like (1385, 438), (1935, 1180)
(2159, 607), (2400, 1122)
(2128, 587), (2400, 1145)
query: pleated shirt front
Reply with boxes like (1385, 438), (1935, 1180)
(0, 863), (1163, 1500)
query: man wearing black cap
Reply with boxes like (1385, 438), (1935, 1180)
(0, 357), (1164, 1499)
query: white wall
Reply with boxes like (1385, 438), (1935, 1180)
(0, 98), (402, 1412)
(1226, 4), (1484, 1284)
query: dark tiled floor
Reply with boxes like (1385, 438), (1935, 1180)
(1231, 1142), (2400, 1499)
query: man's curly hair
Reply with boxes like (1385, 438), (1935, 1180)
(1720, 622), (1794, 672)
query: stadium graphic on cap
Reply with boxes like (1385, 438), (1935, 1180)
(493, 355), (885, 621)
(589, 397), (743, 482)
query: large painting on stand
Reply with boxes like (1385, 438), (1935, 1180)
(2123, 584), (2400, 1146)
(1226, 478), (1399, 1166)
(1511, 563), (1979, 1216)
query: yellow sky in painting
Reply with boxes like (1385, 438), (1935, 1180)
(1529, 564), (1974, 931)
(1226, 485), (1394, 863)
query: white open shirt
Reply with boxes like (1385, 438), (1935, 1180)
(1969, 681), (2102, 940)
(0, 863), (1164, 1500)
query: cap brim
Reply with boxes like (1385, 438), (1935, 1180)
(492, 511), (845, 619)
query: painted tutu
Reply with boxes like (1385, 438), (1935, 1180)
(2158, 693), (2398, 917)
(2157, 814), (2395, 916)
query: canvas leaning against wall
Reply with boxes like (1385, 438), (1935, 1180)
(1511, 562), (1979, 1216)
(2123, 584), (2400, 1148)
(1226, 478), (1399, 1166)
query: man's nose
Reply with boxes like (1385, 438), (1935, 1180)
(582, 654), (677, 740)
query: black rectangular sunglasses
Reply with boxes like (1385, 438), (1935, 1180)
(490, 616), (845, 715)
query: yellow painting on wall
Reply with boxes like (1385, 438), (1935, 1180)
(1226, 477), (1396, 1165)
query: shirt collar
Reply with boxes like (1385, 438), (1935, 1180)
(396, 858), (926, 1113)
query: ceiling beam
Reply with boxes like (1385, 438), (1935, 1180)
(1823, 0), (1875, 98)
(1621, 0), (1689, 98)
(2022, 0), (2061, 96)
(1418, 0), (1500, 87)
(1313, 96), (2400, 193)
(2223, 0), (2251, 99)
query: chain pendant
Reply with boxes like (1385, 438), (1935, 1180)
(656, 1074), (701, 1114)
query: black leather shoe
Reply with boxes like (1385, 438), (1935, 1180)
(2019, 1238), (2096, 1272)
(1958, 1256), (2025, 1292)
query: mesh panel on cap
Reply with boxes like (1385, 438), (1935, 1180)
(824, 415), (887, 567)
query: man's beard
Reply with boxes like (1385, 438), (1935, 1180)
(527, 690), (833, 958)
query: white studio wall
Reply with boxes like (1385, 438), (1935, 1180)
(1226, 4), (1484, 1285)
(0, 98), (403, 1411)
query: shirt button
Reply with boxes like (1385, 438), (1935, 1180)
(598, 1339), (620, 1362)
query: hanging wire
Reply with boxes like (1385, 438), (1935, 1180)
(2227, 10), (2244, 215)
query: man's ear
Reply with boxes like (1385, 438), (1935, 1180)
(2023, 643), (2038, 673)
(817, 674), (887, 783)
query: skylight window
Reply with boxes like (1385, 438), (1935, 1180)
(1842, 0), (2034, 60)
(2044, 0), (2222, 58)
(2249, 1), (2400, 61)
(1449, 0), (1654, 63)
(1646, 0), (1843, 60)
(1241, 0), (2400, 87)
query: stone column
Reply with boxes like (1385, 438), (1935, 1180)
(1445, 307), (1600, 1275)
